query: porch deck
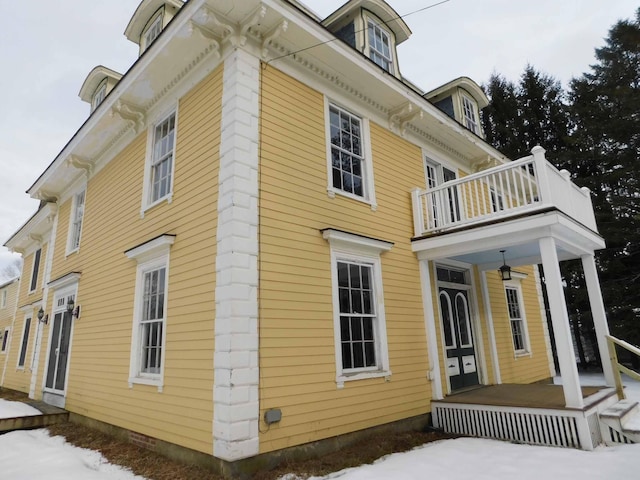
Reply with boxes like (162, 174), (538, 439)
(434, 384), (610, 410)
(431, 384), (618, 450)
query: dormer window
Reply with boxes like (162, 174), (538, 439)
(142, 11), (163, 52)
(461, 94), (480, 135)
(367, 19), (393, 73)
(91, 80), (107, 112)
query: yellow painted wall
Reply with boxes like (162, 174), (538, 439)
(485, 266), (552, 383)
(3, 246), (47, 393)
(258, 65), (431, 453)
(0, 280), (20, 383)
(36, 65), (223, 454)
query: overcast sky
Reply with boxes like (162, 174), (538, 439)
(0, 0), (637, 275)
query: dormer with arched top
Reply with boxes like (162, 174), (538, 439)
(424, 77), (490, 138)
(124, 0), (184, 56)
(322, 0), (411, 79)
(78, 66), (123, 113)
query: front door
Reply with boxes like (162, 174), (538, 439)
(45, 310), (73, 393)
(439, 287), (479, 391)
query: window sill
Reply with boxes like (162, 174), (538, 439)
(336, 369), (391, 388)
(140, 194), (173, 218)
(327, 188), (377, 211)
(128, 376), (164, 392)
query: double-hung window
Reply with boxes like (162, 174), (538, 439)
(367, 20), (393, 73)
(142, 12), (163, 52)
(461, 95), (480, 135)
(1, 328), (9, 353)
(327, 102), (376, 207)
(68, 189), (86, 253)
(505, 281), (530, 355)
(17, 317), (31, 368)
(29, 249), (42, 293)
(92, 81), (107, 112)
(148, 112), (176, 207)
(324, 229), (392, 386)
(126, 234), (174, 389)
(329, 105), (364, 197)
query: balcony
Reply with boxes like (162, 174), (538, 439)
(411, 147), (597, 239)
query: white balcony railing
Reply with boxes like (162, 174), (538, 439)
(411, 147), (597, 237)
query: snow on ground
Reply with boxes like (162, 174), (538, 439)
(0, 429), (145, 480)
(280, 373), (640, 480)
(0, 399), (41, 418)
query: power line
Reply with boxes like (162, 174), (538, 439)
(266, 0), (451, 64)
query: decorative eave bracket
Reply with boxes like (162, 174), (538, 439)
(262, 20), (288, 59)
(194, 4), (267, 48)
(471, 155), (502, 173)
(111, 100), (145, 134)
(389, 102), (423, 136)
(66, 155), (93, 178)
(188, 21), (221, 59)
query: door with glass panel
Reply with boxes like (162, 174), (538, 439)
(425, 159), (461, 229)
(45, 294), (74, 394)
(438, 283), (479, 391)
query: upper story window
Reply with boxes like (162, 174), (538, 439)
(67, 189), (86, 254)
(329, 105), (364, 197)
(461, 94), (480, 135)
(29, 249), (42, 293)
(144, 111), (176, 211)
(142, 11), (163, 52)
(92, 81), (107, 111)
(367, 19), (393, 73)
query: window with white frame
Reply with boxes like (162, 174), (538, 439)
(91, 81), (107, 112)
(323, 229), (392, 386)
(0, 289), (6, 308)
(68, 189), (86, 253)
(367, 19), (393, 73)
(505, 282), (530, 355)
(29, 249), (42, 293)
(328, 103), (373, 201)
(149, 112), (176, 205)
(125, 234), (174, 389)
(1, 328), (9, 353)
(142, 11), (163, 52)
(461, 94), (480, 135)
(17, 317), (31, 368)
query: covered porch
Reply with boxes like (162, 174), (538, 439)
(411, 147), (622, 449)
(432, 383), (617, 449)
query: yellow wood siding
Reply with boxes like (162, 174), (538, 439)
(258, 65), (431, 453)
(0, 283), (17, 382)
(36, 66), (223, 454)
(3, 246), (47, 393)
(485, 266), (551, 383)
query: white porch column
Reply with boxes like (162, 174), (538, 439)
(419, 259), (443, 400)
(214, 48), (260, 461)
(581, 254), (616, 387)
(539, 237), (584, 408)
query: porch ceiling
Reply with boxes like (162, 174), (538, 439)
(412, 210), (606, 270)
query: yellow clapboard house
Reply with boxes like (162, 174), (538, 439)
(2, 0), (628, 474)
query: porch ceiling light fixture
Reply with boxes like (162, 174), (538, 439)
(499, 250), (512, 281)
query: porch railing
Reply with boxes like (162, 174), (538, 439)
(411, 147), (597, 237)
(606, 335), (640, 399)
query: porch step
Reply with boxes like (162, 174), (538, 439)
(600, 399), (639, 444)
(0, 401), (68, 434)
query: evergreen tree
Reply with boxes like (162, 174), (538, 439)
(569, 8), (640, 344)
